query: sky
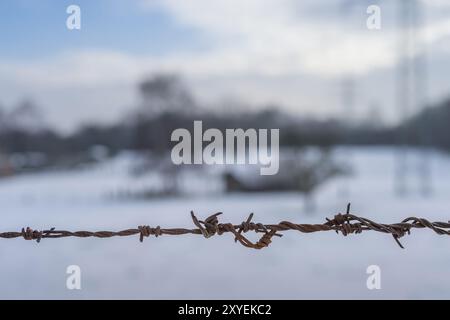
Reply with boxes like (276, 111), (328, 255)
(0, 0), (450, 133)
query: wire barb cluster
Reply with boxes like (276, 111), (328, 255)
(1, 203), (450, 249)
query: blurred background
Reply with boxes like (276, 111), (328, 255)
(1, 0), (450, 299)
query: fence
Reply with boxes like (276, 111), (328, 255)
(1, 204), (449, 249)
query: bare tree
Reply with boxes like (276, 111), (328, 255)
(138, 74), (196, 117)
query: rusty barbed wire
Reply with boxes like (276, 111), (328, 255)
(2, 203), (450, 249)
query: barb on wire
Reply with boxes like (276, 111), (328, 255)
(1, 203), (450, 249)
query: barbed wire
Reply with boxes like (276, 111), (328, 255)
(1, 203), (450, 249)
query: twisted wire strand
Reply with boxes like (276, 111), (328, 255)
(1, 203), (450, 249)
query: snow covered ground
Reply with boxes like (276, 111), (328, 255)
(0, 146), (450, 299)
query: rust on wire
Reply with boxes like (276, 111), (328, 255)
(2, 203), (450, 249)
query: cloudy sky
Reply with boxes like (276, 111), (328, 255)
(1, 0), (450, 132)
